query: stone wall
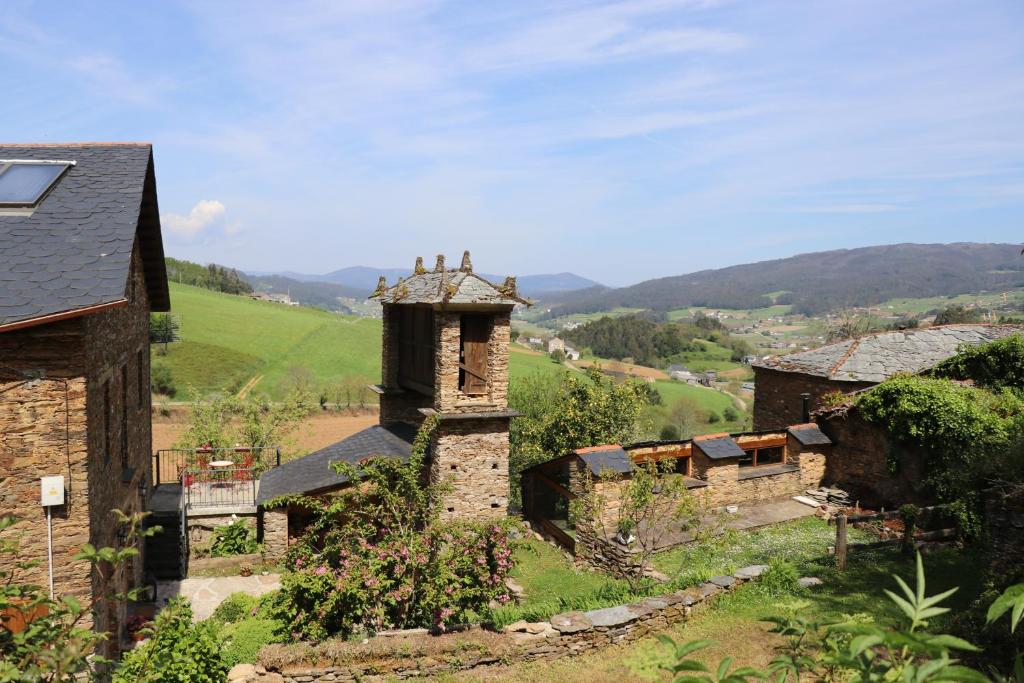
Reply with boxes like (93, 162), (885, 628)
(84, 245), (153, 642)
(432, 418), (510, 522)
(753, 366), (873, 430)
(433, 310), (511, 413)
(816, 407), (927, 507)
(261, 507), (289, 560)
(0, 319), (92, 605)
(238, 565), (771, 682)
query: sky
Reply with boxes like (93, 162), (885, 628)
(2, 1), (1023, 287)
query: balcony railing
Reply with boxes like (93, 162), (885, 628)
(181, 467), (259, 509)
(152, 446), (281, 487)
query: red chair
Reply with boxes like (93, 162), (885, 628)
(234, 451), (256, 482)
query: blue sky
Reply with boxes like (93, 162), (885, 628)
(2, 1), (1022, 286)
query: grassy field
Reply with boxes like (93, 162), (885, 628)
(457, 521), (981, 681)
(158, 284), (571, 400)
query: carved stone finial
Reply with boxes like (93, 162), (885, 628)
(372, 276), (387, 297)
(460, 250), (473, 273)
(414, 256), (425, 275)
(502, 275), (517, 298)
(434, 254), (446, 273)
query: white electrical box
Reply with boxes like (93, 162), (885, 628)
(41, 476), (64, 506)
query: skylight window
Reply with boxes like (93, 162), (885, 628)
(0, 160), (73, 207)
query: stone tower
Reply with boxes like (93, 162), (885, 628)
(372, 252), (528, 521)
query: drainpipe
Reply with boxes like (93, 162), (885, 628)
(801, 393), (811, 423)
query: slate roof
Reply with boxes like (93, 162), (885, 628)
(787, 423), (832, 446)
(753, 325), (1023, 383)
(372, 253), (528, 307)
(256, 423), (417, 505)
(692, 434), (746, 460)
(574, 444), (632, 475)
(0, 143), (169, 330)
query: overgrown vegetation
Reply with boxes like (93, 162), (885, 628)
(209, 519), (261, 557)
(270, 417), (515, 639)
(857, 335), (1024, 534)
(659, 554), (1023, 682)
(114, 599), (228, 683)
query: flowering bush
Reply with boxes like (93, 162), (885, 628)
(270, 416), (515, 640)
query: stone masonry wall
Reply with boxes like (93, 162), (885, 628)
(83, 244), (153, 640)
(240, 564), (772, 682)
(261, 507), (289, 560)
(0, 319), (92, 605)
(432, 418), (510, 522)
(753, 366), (873, 430)
(817, 408), (928, 507)
(434, 310), (511, 413)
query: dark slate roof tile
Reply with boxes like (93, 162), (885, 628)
(788, 424), (832, 446)
(575, 445), (632, 475)
(0, 143), (169, 327)
(693, 435), (745, 460)
(256, 424), (417, 505)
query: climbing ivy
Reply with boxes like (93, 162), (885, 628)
(857, 375), (1024, 535)
(932, 332), (1024, 391)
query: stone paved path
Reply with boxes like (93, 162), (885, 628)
(156, 574), (280, 621)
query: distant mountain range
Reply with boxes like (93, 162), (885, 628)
(247, 267), (602, 300)
(538, 242), (1024, 318)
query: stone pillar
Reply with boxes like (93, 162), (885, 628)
(261, 508), (289, 560)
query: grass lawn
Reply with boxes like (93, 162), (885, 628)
(453, 523), (982, 682)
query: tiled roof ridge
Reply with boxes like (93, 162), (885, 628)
(830, 336), (863, 376)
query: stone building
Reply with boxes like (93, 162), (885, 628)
(520, 423), (832, 560)
(752, 325), (1022, 429)
(258, 252), (527, 553)
(0, 143), (169, 641)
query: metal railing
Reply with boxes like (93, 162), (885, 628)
(152, 446), (281, 486)
(181, 467), (259, 509)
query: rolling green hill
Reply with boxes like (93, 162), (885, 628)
(156, 283), (573, 400)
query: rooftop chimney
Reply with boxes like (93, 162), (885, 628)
(414, 256), (425, 274)
(460, 250), (473, 273)
(434, 254), (446, 272)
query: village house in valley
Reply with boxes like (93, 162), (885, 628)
(751, 324), (1023, 429)
(257, 252), (529, 554)
(0, 143), (169, 642)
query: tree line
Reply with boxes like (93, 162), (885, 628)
(165, 257), (253, 295)
(563, 313), (753, 367)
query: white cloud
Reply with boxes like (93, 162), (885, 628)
(162, 200), (228, 239)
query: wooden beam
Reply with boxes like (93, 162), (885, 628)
(0, 299), (128, 334)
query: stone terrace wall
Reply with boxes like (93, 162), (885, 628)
(238, 566), (770, 682)
(432, 417), (510, 522)
(753, 366), (873, 430)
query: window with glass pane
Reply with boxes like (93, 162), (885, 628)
(0, 162), (70, 206)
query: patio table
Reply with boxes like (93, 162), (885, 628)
(209, 460), (234, 487)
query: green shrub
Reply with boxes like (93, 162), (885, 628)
(211, 592), (259, 624)
(210, 520), (260, 557)
(723, 406), (739, 422)
(114, 598), (228, 683)
(151, 362), (176, 397)
(219, 617), (285, 667)
(754, 559), (800, 597)
(707, 411), (721, 424)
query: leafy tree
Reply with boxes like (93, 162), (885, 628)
(174, 390), (316, 453)
(570, 460), (708, 590)
(164, 257), (253, 295)
(508, 369), (650, 502)
(723, 406), (740, 422)
(550, 349), (566, 363)
(667, 397), (707, 440)
(660, 424), (682, 440)
(933, 333), (1024, 391)
(934, 304), (986, 325)
(147, 313), (179, 352)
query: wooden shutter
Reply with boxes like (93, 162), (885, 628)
(460, 315), (490, 394)
(397, 306), (435, 394)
